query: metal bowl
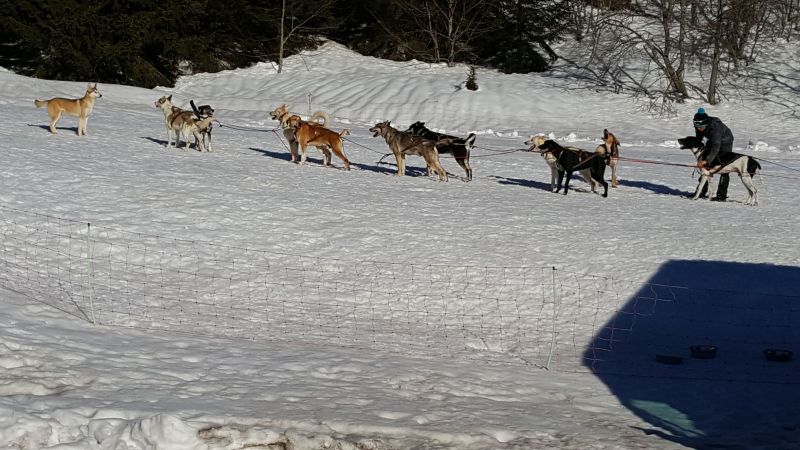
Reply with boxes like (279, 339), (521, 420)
(763, 348), (793, 362)
(690, 345), (718, 359)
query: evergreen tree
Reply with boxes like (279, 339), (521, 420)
(474, 0), (570, 73)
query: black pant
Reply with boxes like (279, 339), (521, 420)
(698, 173), (729, 199)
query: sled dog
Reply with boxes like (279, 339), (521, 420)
(678, 136), (760, 206)
(406, 121), (476, 181)
(269, 104), (330, 163)
(370, 121), (449, 181)
(34, 83), (102, 136)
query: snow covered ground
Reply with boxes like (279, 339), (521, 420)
(0, 42), (799, 449)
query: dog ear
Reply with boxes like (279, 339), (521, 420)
(167, 94), (172, 101)
(603, 129), (609, 139)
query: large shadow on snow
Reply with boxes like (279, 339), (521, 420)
(28, 123), (78, 134)
(616, 179), (691, 197)
(140, 136), (204, 151)
(488, 175), (553, 192)
(248, 147), (432, 176)
(585, 260), (800, 449)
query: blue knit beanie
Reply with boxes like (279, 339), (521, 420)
(693, 108), (709, 127)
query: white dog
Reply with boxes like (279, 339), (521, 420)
(678, 136), (761, 206)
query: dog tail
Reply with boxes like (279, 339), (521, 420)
(309, 111), (329, 126)
(34, 99), (48, 108)
(339, 129), (350, 137)
(465, 133), (476, 150)
(747, 158), (762, 177)
(190, 100), (204, 119)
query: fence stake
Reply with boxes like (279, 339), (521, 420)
(86, 222), (96, 324)
(546, 266), (558, 370)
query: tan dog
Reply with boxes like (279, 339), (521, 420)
(597, 129), (620, 187)
(188, 114), (215, 152)
(285, 116), (351, 169)
(34, 83), (102, 135)
(154, 95), (196, 150)
(369, 121), (448, 181)
(526, 135), (596, 192)
(269, 104), (329, 162)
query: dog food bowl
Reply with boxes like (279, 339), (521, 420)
(690, 345), (718, 359)
(656, 354), (683, 365)
(763, 349), (793, 362)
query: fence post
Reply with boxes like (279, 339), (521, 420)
(86, 222), (96, 324)
(546, 266), (558, 370)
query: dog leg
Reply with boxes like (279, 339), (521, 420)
(594, 162), (608, 197)
(282, 130), (297, 162)
(78, 116), (86, 136)
(315, 146), (330, 166)
(50, 111), (62, 134)
(549, 166), (558, 192)
(193, 129), (204, 152)
(592, 171), (609, 198)
(707, 177), (717, 201)
(741, 173), (758, 206)
(455, 154), (471, 181)
(330, 142), (351, 171)
(692, 177), (707, 200)
(555, 170), (565, 193)
(427, 154), (447, 181)
(610, 159), (619, 187)
(563, 172), (573, 195)
(580, 168), (595, 193)
(299, 142), (309, 165)
(396, 153), (406, 176)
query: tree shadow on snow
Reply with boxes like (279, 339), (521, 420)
(584, 260), (800, 449)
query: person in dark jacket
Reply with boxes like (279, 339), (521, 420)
(693, 108), (734, 201)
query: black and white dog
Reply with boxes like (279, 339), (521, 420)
(678, 136), (760, 206)
(406, 121), (476, 181)
(535, 139), (609, 197)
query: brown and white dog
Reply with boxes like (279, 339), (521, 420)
(35, 83), (102, 136)
(190, 101), (215, 152)
(526, 135), (596, 192)
(598, 129), (620, 187)
(269, 104), (330, 163)
(369, 121), (449, 181)
(154, 95), (197, 150)
(285, 115), (351, 170)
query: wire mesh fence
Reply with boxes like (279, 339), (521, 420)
(1, 204), (797, 381)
